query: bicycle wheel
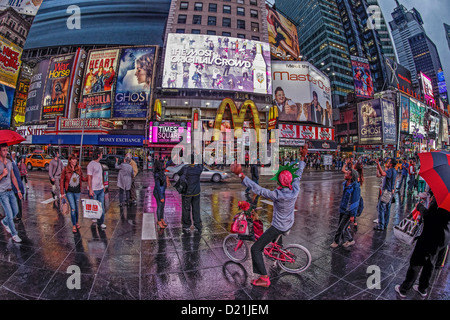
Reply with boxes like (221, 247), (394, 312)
(276, 244), (311, 273)
(223, 234), (249, 263)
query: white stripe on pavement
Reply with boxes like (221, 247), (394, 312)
(41, 198), (57, 204)
(141, 213), (157, 240)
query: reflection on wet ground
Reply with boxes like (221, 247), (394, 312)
(0, 167), (448, 300)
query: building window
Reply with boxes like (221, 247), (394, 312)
(237, 7), (245, 16)
(237, 0), (245, 3)
(194, 2), (203, 11)
(251, 36), (260, 40)
(177, 14), (187, 24)
(237, 33), (246, 38)
(222, 17), (231, 27)
(222, 32), (231, 37)
(179, 2), (188, 10)
(176, 28), (185, 33)
(192, 15), (202, 24)
(207, 30), (216, 35)
(208, 16), (216, 26)
(192, 29), (201, 34)
(251, 22), (259, 32)
(223, 5), (231, 14)
(250, 0), (257, 5)
(250, 9), (258, 18)
(237, 20), (245, 29)
(209, 3), (217, 12)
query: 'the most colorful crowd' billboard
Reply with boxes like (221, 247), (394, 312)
(162, 33), (271, 94)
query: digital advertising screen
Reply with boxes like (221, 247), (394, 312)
(400, 94), (410, 134)
(25, 59), (50, 123)
(162, 33), (271, 94)
(271, 61), (332, 126)
(421, 72), (435, 105)
(351, 56), (374, 99)
(409, 98), (426, 136)
(357, 99), (383, 145)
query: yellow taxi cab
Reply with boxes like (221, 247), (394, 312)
(25, 153), (53, 170)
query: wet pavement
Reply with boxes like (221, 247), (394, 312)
(0, 166), (448, 301)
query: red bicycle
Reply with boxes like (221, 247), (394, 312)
(222, 230), (312, 274)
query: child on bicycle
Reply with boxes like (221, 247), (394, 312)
(230, 146), (308, 287)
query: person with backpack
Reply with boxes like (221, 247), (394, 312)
(153, 159), (171, 229)
(49, 151), (64, 210)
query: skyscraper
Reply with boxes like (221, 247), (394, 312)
(367, 0), (397, 62)
(275, 0), (354, 108)
(445, 23), (450, 50)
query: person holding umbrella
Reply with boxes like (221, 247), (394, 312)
(395, 151), (450, 298)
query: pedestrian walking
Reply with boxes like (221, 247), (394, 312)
(230, 145), (308, 287)
(153, 159), (170, 229)
(395, 192), (450, 298)
(245, 162), (259, 194)
(49, 151), (64, 209)
(126, 153), (138, 206)
(87, 149), (106, 229)
(115, 156), (133, 208)
(397, 158), (409, 193)
(374, 158), (397, 231)
(0, 144), (23, 242)
(10, 153), (24, 222)
(407, 160), (416, 194)
(18, 157), (28, 190)
(178, 154), (203, 233)
(330, 169), (361, 248)
(60, 154), (88, 233)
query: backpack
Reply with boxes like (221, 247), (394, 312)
(173, 167), (187, 195)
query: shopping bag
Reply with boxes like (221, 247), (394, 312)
(60, 197), (69, 215)
(82, 199), (103, 219)
(393, 212), (423, 245)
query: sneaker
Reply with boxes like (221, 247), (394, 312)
(413, 285), (428, 297)
(373, 218), (379, 223)
(99, 224), (106, 229)
(1, 219), (11, 234)
(330, 242), (339, 248)
(395, 285), (407, 298)
(343, 240), (355, 247)
(12, 234), (22, 243)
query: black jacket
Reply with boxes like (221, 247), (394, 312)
(179, 164), (203, 196)
(250, 164), (259, 179)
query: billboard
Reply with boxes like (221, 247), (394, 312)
(41, 54), (75, 120)
(0, 34), (22, 88)
(25, 59), (50, 123)
(149, 121), (191, 144)
(266, 4), (300, 61)
(358, 99), (383, 145)
(81, 48), (120, 118)
(114, 46), (157, 118)
(420, 72), (435, 105)
(351, 56), (373, 98)
(272, 61), (332, 125)
(409, 98), (426, 136)
(437, 70), (447, 95)
(11, 78), (29, 127)
(442, 117), (448, 144)
(381, 99), (397, 145)
(400, 94), (410, 133)
(162, 33), (271, 94)
(0, 0), (43, 16)
(427, 112), (440, 140)
(0, 84), (15, 128)
(386, 58), (414, 93)
(279, 124), (335, 141)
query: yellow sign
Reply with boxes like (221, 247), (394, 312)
(0, 35), (23, 89)
(213, 98), (261, 142)
(153, 99), (162, 121)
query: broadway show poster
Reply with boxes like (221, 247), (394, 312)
(0, 34), (22, 89)
(351, 56), (374, 98)
(25, 59), (50, 123)
(0, 84), (16, 128)
(409, 98), (425, 136)
(11, 78), (29, 127)
(82, 49), (119, 118)
(41, 54), (74, 120)
(381, 99), (396, 145)
(163, 33), (271, 94)
(400, 94), (410, 134)
(114, 46), (156, 118)
(357, 99), (383, 145)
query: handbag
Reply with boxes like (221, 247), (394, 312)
(380, 189), (393, 204)
(231, 213), (249, 234)
(82, 199), (103, 219)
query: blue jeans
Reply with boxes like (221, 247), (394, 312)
(377, 199), (392, 229)
(66, 192), (81, 226)
(0, 190), (19, 236)
(91, 189), (105, 225)
(398, 175), (407, 191)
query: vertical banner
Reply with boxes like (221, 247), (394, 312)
(357, 99), (382, 145)
(11, 78), (29, 127)
(82, 49), (119, 118)
(41, 54), (74, 120)
(0, 34), (22, 88)
(400, 94), (410, 133)
(381, 99), (397, 145)
(351, 56), (374, 99)
(67, 48), (88, 119)
(113, 46), (157, 118)
(0, 84), (16, 128)
(25, 59), (50, 123)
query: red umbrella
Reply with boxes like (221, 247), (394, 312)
(418, 151), (450, 212)
(0, 130), (25, 146)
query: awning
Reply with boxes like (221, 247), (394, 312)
(306, 141), (338, 151)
